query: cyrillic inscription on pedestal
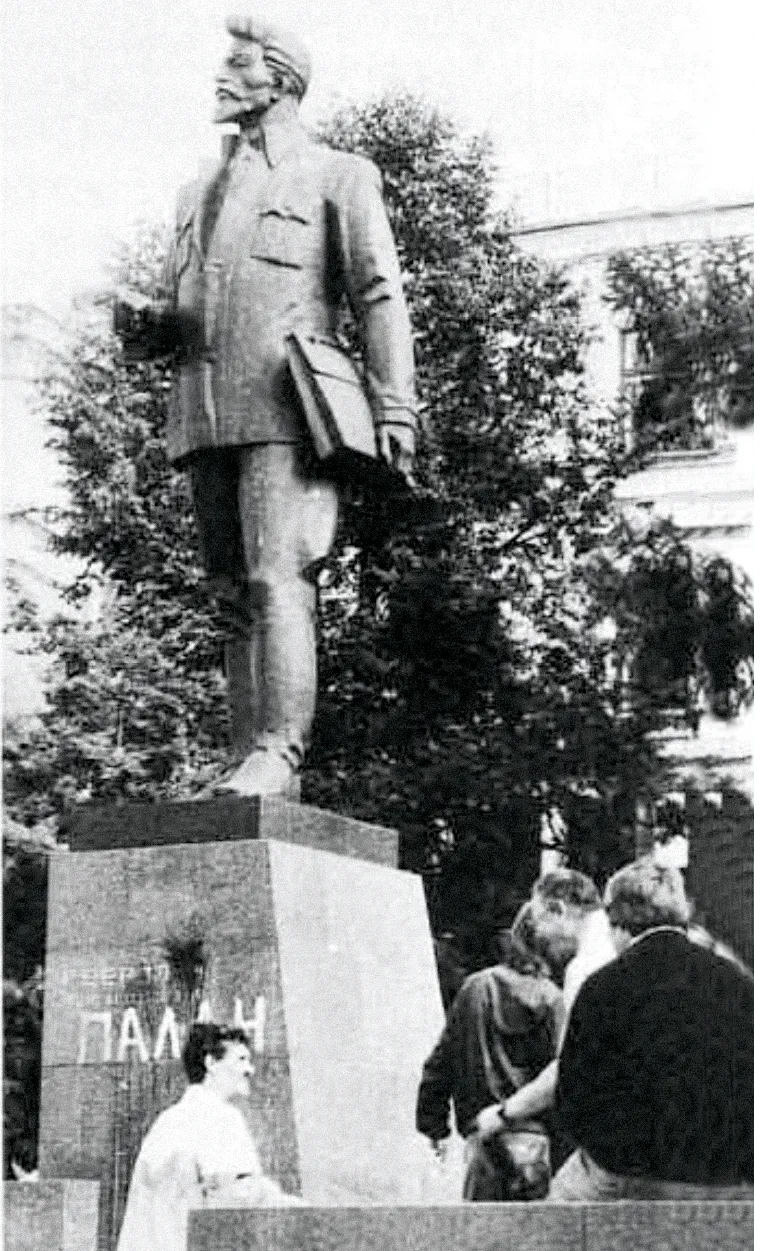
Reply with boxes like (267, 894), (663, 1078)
(39, 802), (459, 1251)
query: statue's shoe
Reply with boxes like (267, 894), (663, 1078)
(206, 747), (301, 799)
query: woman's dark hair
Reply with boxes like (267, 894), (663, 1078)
(496, 929), (550, 978)
(182, 1023), (249, 1084)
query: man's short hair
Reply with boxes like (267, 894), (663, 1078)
(182, 1023), (250, 1084)
(603, 857), (691, 937)
(532, 868), (601, 912)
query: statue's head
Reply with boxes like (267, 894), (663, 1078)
(214, 14), (311, 124)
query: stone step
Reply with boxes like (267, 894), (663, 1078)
(5, 1180), (100, 1251)
(189, 1200), (754, 1251)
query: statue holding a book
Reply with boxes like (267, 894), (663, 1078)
(115, 14), (417, 798)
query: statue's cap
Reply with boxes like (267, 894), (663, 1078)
(226, 15), (311, 96)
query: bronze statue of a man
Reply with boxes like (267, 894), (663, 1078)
(116, 15), (417, 798)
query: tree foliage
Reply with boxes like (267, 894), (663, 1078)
(3, 94), (754, 1174)
(3, 818), (51, 1176)
(4, 95), (754, 936)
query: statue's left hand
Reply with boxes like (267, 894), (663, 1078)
(377, 421), (415, 483)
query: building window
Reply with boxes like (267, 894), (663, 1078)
(619, 326), (731, 456)
(608, 236), (753, 460)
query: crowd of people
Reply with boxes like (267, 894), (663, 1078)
(116, 854), (751, 1247)
(416, 857), (753, 1201)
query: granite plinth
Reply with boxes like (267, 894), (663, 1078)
(40, 810), (459, 1251)
(5, 1180), (99, 1251)
(584, 1200), (754, 1251)
(189, 1202), (755, 1251)
(190, 1203), (583, 1251)
(63, 796), (397, 865)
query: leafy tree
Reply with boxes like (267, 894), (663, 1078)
(3, 94), (754, 1172)
(4, 95), (753, 942)
(3, 817), (52, 1176)
(606, 237), (753, 454)
(303, 98), (752, 914)
(3, 978), (43, 1178)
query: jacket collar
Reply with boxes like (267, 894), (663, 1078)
(262, 98), (308, 167)
(197, 99), (306, 251)
(627, 925), (687, 950)
(225, 97), (307, 169)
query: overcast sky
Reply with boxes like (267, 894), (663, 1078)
(2, 0), (753, 315)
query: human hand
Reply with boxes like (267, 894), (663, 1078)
(113, 291), (158, 359)
(113, 288), (153, 331)
(377, 421), (415, 481)
(473, 1103), (506, 1142)
(429, 1138), (448, 1163)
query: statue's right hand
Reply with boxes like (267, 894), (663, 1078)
(377, 420), (416, 484)
(114, 288), (149, 328)
(113, 292), (163, 360)
(113, 291), (201, 361)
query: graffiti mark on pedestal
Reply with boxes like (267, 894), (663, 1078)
(76, 995), (267, 1063)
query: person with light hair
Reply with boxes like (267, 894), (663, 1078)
(472, 868), (617, 1144)
(549, 856), (753, 1201)
(603, 853), (691, 936)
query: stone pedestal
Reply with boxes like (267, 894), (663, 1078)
(5, 1180), (100, 1251)
(61, 796), (397, 864)
(188, 1202), (754, 1251)
(37, 799), (461, 1250)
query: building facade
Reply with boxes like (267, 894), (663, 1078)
(515, 199), (753, 962)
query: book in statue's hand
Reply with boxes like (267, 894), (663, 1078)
(285, 332), (419, 496)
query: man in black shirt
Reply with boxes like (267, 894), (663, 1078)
(551, 857), (753, 1201)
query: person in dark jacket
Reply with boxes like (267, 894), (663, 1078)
(551, 856), (753, 1201)
(416, 906), (563, 1200)
(433, 933), (468, 1013)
